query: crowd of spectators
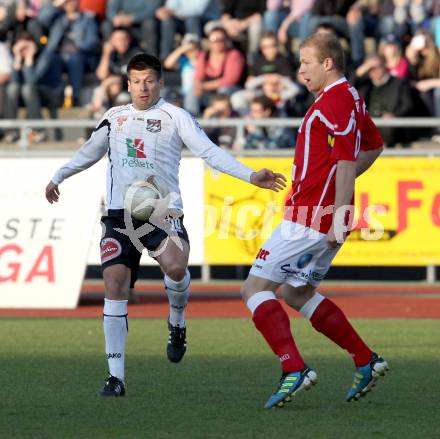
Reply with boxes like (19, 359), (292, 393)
(0, 0), (439, 147)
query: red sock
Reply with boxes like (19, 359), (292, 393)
(252, 299), (305, 373)
(310, 298), (372, 366)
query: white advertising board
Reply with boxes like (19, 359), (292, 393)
(0, 158), (104, 308)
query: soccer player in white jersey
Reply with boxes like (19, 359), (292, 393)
(45, 53), (286, 397)
(240, 33), (389, 409)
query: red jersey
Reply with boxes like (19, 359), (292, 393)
(284, 78), (383, 233)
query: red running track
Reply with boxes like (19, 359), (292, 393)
(1, 282), (440, 319)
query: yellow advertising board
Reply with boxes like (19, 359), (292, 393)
(204, 157), (440, 265)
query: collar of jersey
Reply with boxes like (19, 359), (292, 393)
(131, 97), (164, 112)
(322, 76), (347, 95)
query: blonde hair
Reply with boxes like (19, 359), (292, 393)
(300, 33), (345, 73)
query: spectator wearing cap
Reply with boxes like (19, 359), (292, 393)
(355, 54), (418, 146)
(379, 33), (409, 78)
(193, 25), (246, 112)
(103, 0), (162, 56)
(263, 0), (313, 47)
(156, 0), (219, 60)
(164, 33), (201, 115)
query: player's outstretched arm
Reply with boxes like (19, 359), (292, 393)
(45, 181), (60, 204)
(250, 169), (287, 192)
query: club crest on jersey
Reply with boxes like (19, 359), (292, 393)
(327, 133), (335, 149)
(117, 116), (127, 126)
(146, 119), (161, 133)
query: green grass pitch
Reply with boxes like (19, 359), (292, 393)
(0, 318), (439, 439)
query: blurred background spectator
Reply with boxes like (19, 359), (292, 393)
(44, 0), (100, 106)
(79, 0), (106, 22)
(193, 25), (245, 114)
(263, 0), (313, 47)
(220, 0), (266, 62)
(244, 94), (294, 149)
(0, 0), (15, 41)
(156, 0), (219, 60)
(0, 36), (12, 139)
(95, 27), (138, 83)
(164, 32), (201, 115)
(378, 33), (410, 78)
(103, 0), (161, 56)
(4, 31), (63, 142)
(13, 0), (53, 44)
(355, 54), (423, 146)
(202, 92), (238, 149)
(308, 0), (366, 67)
(249, 30), (295, 79)
(231, 72), (300, 116)
(0, 0), (439, 149)
(88, 27), (138, 118)
(406, 29), (440, 141)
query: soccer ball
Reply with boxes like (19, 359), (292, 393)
(124, 175), (169, 221)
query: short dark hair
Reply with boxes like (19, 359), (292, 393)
(127, 53), (162, 78)
(251, 95), (276, 114)
(300, 33), (345, 73)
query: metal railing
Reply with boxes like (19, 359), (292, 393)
(0, 117), (439, 152)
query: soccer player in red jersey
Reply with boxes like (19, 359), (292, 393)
(241, 33), (389, 409)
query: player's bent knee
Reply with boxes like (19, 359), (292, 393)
(241, 275), (277, 302)
(164, 264), (187, 282)
(282, 285), (315, 311)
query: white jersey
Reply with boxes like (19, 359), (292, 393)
(52, 98), (254, 210)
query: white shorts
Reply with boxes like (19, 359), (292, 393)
(249, 220), (341, 287)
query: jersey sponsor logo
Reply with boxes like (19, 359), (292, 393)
(121, 158), (154, 169)
(280, 264), (299, 275)
(126, 138), (146, 158)
(100, 238), (122, 263)
(327, 133), (335, 149)
(146, 119), (161, 133)
(256, 248), (270, 261)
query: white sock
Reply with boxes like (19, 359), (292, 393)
(165, 269), (190, 327)
(246, 291), (277, 315)
(103, 298), (128, 382)
(299, 292), (325, 319)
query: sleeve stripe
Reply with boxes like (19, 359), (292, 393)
(334, 111), (356, 135)
(93, 118), (111, 133)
